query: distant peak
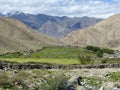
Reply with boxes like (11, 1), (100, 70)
(0, 13), (4, 16)
(6, 11), (26, 16)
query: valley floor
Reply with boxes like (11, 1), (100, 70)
(0, 46), (119, 90)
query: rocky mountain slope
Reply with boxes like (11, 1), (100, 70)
(62, 14), (120, 50)
(0, 17), (63, 53)
(0, 11), (102, 38)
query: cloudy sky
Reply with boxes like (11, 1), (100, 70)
(0, 0), (120, 18)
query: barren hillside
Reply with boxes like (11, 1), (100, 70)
(0, 17), (63, 53)
(62, 14), (120, 50)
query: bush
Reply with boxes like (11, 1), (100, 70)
(101, 59), (107, 64)
(0, 71), (34, 90)
(86, 46), (101, 52)
(0, 71), (30, 89)
(102, 48), (114, 54)
(0, 73), (12, 88)
(41, 75), (68, 90)
(10, 71), (30, 89)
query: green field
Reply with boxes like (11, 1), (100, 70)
(0, 46), (95, 58)
(28, 46), (95, 59)
(0, 58), (80, 64)
(0, 46), (95, 64)
(0, 46), (119, 65)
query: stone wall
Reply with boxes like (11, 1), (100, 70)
(0, 60), (120, 70)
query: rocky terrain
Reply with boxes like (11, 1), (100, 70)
(0, 11), (102, 38)
(62, 14), (120, 50)
(0, 68), (119, 90)
(67, 68), (120, 90)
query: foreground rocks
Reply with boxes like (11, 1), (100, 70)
(67, 68), (120, 90)
(0, 68), (119, 90)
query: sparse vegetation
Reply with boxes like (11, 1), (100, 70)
(41, 75), (68, 90)
(83, 76), (103, 88)
(0, 73), (11, 89)
(0, 69), (119, 90)
(100, 59), (120, 64)
(0, 52), (22, 58)
(109, 72), (120, 81)
(0, 72), (29, 90)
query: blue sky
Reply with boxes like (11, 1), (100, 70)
(103, 0), (113, 2)
(0, 0), (120, 18)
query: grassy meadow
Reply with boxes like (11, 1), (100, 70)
(0, 46), (95, 64)
(0, 46), (119, 65)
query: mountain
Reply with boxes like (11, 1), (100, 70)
(0, 11), (102, 38)
(0, 13), (4, 16)
(0, 17), (63, 53)
(62, 14), (120, 50)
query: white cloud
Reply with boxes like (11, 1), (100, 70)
(0, 0), (120, 18)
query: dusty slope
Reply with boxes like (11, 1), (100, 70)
(62, 14), (120, 50)
(0, 17), (63, 53)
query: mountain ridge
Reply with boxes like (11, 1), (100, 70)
(0, 11), (102, 38)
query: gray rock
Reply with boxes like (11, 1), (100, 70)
(104, 73), (110, 77)
(13, 70), (19, 74)
(99, 86), (104, 90)
(112, 87), (120, 90)
(81, 86), (89, 90)
(93, 86), (98, 90)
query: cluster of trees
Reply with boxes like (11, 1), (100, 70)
(86, 46), (114, 57)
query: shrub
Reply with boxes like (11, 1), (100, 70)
(0, 73), (12, 88)
(86, 46), (101, 52)
(9, 71), (30, 89)
(101, 59), (107, 64)
(102, 48), (114, 54)
(41, 75), (68, 90)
